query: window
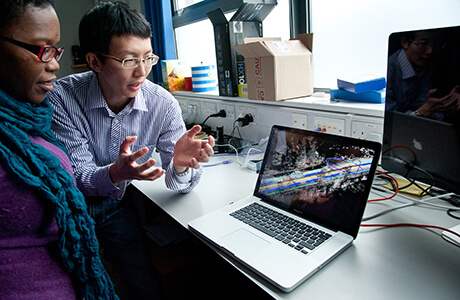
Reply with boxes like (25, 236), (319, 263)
(174, 0), (290, 70)
(311, 0), (460, 89)
(171, 0), (460, 90)
(174, 0), (204, 11)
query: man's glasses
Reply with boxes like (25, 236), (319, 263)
(410, 39), (447, 51)
(99, 53), (159, 69)
(0, 35), (64, 63)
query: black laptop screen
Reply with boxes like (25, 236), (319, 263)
(254, 126), (381, 238)
(382, 25), (460, 194)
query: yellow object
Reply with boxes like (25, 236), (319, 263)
(194, 131), (206, 140)
(383, 178), (430, 196)
(160, 60), (191, 91)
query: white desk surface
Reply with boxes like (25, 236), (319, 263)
(133, 155), (460, 300)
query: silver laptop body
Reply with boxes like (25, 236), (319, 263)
(189, 125), (381, 292)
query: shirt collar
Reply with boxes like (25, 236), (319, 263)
(84, 73), (149, 113)
(397, 49), (416, 80)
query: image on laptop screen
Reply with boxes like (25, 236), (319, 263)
(254, 126), (379, 237)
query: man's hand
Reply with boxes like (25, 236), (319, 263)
(173, 125), (215, 173)
(109, 136), (165, 185)
(419, 87), (460, 117)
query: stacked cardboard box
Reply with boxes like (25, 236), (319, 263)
(233, 34), (314, 101)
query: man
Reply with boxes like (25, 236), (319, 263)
(386, 29), (459, 121)
(49, 2), (214, 298)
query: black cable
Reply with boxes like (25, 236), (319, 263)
(447, 209), (460, 220)
(200, 109), (227, 127)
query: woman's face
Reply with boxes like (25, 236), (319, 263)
(0, 5), (60, 104)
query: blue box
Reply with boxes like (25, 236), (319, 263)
(337, 76), (386, 94)
(330, 88), (385, 103)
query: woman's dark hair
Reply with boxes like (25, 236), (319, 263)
(79, 1), (152, 60)
(0, 0), (55, 30)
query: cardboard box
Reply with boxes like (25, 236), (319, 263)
(233, 34), (313, 101)
(207, 1), (277, 97)
(160, 60), (192, 92)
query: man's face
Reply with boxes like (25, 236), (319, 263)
(0, 5), (60, 104)
(96, 35), (153, 107)
(403, 31), (438, 68)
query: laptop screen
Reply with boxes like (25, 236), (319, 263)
(253, 126), (381, 238)
(382, 25), (460, 194)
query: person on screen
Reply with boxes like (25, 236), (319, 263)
(0, 0), (117, 298)
(386, 29), (460, 121)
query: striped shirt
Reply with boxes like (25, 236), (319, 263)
(49, 71), (201, 198)
(386, 48), (442, 120)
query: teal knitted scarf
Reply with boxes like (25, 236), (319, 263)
(0, 89), (118, 300)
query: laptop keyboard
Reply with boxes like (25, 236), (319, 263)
(230, 202), (332, 255)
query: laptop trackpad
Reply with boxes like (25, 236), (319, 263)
(220, 228), (270, 257)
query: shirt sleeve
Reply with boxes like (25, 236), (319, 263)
(49, 83), (125, 198)
(154, 89), (203, 193)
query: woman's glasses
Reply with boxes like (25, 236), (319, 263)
(0, 35), (64, 63)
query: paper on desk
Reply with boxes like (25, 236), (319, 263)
(383, 178), (430, 196)
(442, 224), (460, 247)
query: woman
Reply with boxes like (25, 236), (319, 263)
(0, 1), (118, 299)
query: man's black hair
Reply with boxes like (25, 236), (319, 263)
(0, 0), (55, 30)
(79, 1), (152, 60)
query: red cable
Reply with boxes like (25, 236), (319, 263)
(368, 170), (399, 202)
(382, 145), (417, 165)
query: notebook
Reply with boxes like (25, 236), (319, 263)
(382, 25), (460, 195)
(188, 125), (381, 292)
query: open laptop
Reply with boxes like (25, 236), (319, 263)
(382, 25), (460, 195)
(188, 125), (381, 292)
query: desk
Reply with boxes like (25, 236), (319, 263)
(133, 155), (460, 300)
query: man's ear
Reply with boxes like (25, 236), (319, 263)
(86, 52), (102, 72)
(401, 37), (410, 50)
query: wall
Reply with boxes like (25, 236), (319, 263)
(173, 92), (385, 146)
(54, 0), (144, 79)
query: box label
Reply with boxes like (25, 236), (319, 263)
(253, 57), (265, 99)
(257, 90), (265, 100)
(254, 57), (262, 76)
(238, 85), (248, 97)
(272, 41), (291, 52)
(237, 60), (248, 97)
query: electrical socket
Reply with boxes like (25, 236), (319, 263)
(189, 100), (200, 115)
(177, 99), (187, 113)
(237, 106), (257, 123)
(351, 121), (383, 142)
(201, 101), (217, 116)
(220, 104), (235, 120)
(313, 116), (345, 135)
(292, 113), (307, 129)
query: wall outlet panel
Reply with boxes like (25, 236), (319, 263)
(237, 106), (257, 123)
(313, 116), (345, 135)
(201, 101), (217, 116)
(220, 104), (236, 121)
(173, 94), (384, 145)
(292, 113), (307, 129)
(351, 121), (383, 142)
(189, 100), (200, 111)
(177, 98), (188, 112)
